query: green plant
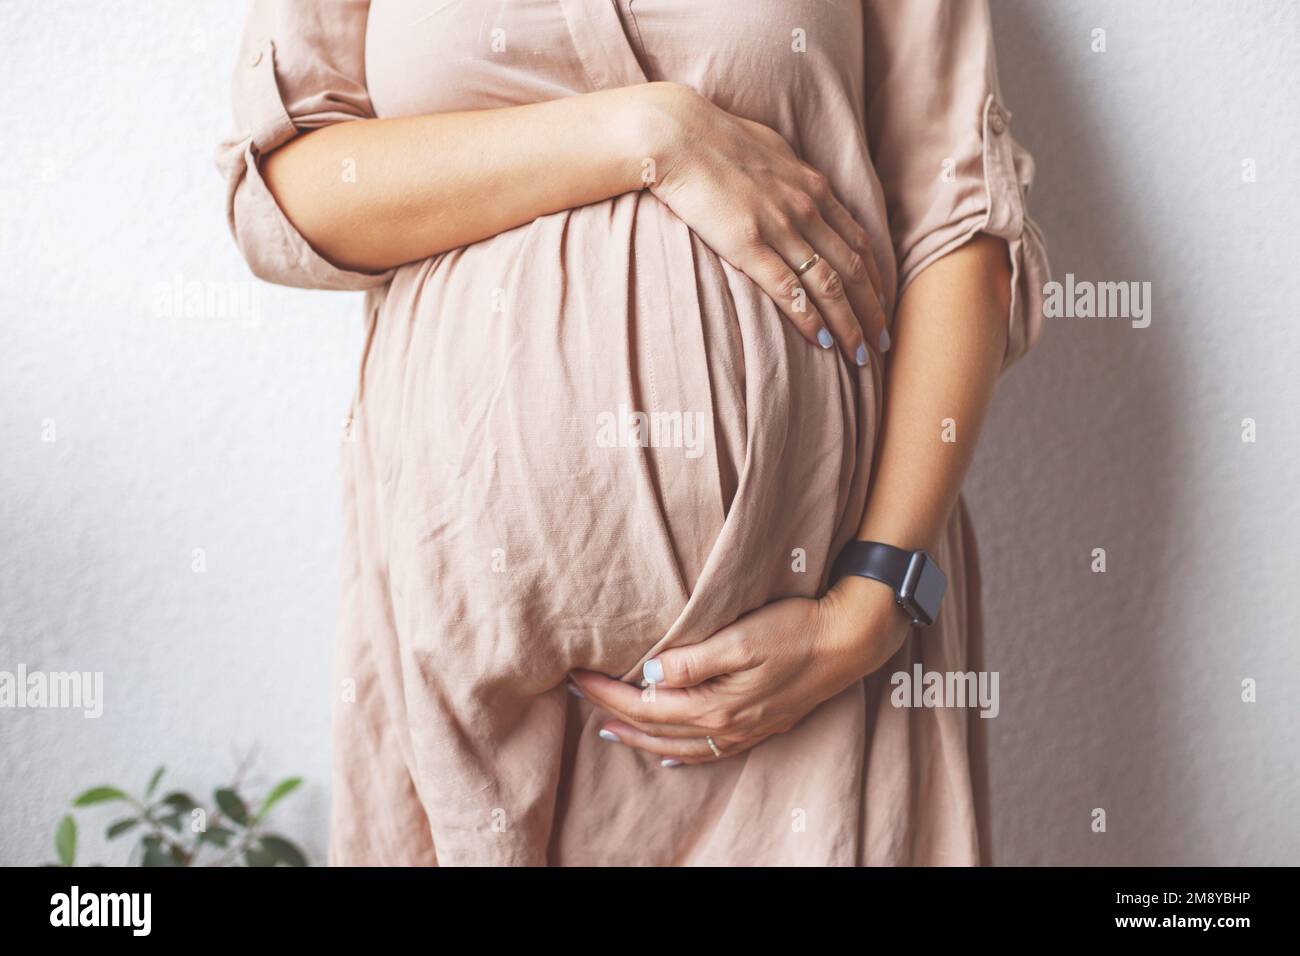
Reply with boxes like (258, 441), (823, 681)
(50, 765), (307, 867)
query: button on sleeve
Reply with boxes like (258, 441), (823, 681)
(864, 0), (1051, 371)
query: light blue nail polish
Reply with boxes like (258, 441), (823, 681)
(817, 328), (834, 349)
(661, 758), (683, 768)
(643, 659), (664, 684)
(598, 729), (620, 743)
(856, 343), (869, 367)
(566, 682), (585, 699)
(878, 327), (891, 353)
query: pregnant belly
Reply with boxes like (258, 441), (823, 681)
(353, 191), (876, 692)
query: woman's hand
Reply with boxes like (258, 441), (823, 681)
(569, 576), (912, 765)
(638, 83), (890, 363)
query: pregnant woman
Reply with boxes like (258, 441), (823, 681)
(218, 0), (1048, 866)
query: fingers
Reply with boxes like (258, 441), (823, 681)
(799, 210), (889, 357)
(569, 670), (722, 738)
(770, 231), (868, 366)
(720, 168), (892, 360)
(818, 192), (888, 312)
(734, 243), (835, 351)
(779, 166), (891, 358)
(567, 629), (754, 739)
(642, 631), (751, 689)
(598, 720), (762, 767)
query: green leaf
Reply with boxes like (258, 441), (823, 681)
(140, 835), (175, 867)
(55, 815), (77, 867)
(158, 813), (183, 832)
(160, 791), (198, 813)
(260, 834), (308, 867)
(105, 818), (139, 840)
(145, 766), (165, 798)
(244, 842), (277, 867)
(72, 786), (129, 807)
(197, 825), (235, 848)
(256, 777), (302, 821)
(214, 788), (249, 825)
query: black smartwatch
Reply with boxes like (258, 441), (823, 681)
(830, 541), (948, 627)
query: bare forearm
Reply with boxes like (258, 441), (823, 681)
(856, 234), (1012, 552)
(260, 84), (666, 272)
(257, 82), (890, 358)
(820, 232), (1012, 658)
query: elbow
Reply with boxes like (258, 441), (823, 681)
(259, 147), (393, 276)
(977, 231), (1014, 320)
(961, 232), (1014, 332)
(258, 148), (350, 271)
(225, 162), (395, 292)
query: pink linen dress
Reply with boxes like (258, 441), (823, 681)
(218, 0), (1049, 866)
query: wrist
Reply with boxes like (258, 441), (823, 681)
(818, 574), (912, 677)
(621, 81), (704, 192)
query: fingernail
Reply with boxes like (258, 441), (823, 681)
(878, 327), (891, 353)
(661, 758), (683, 768)
(817, 328), (834, 349)
(879, 291), (888, 310)
(855, 343), (869, 367)
(643, 659), (664, 684)
(566, 682), (585, 699)
(598, 729), (620, 743)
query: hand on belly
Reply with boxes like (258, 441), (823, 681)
(569, 579), (910, 765)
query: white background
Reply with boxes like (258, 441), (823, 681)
(1, 0), (1297, 866)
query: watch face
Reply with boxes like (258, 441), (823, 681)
(902, 552), (948, 626)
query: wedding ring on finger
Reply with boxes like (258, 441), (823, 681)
(794, 252), (820, 277)
(705, 735), (723, 758)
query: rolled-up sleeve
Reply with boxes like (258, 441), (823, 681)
(864, 0), (1050, 369)
(215, 0), (394, 290)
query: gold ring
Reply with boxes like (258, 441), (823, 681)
(705, 736), (722, 758)
(794, 252), (820, 276)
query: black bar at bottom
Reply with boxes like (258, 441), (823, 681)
(0, 865), (1282, 940)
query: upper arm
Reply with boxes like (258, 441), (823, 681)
(863, 0), (1050, 369)
(215, 0), (394, 291)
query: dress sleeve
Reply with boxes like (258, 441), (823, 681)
(215, 0), (395, 291)
(863, 0), (1050, 370)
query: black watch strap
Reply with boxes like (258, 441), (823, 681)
(831, 540), (948, 627)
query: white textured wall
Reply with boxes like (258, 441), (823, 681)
(972, 0), (1300, 864)
(1, 1), (1296, 866)
(0, 0), (354, 867)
